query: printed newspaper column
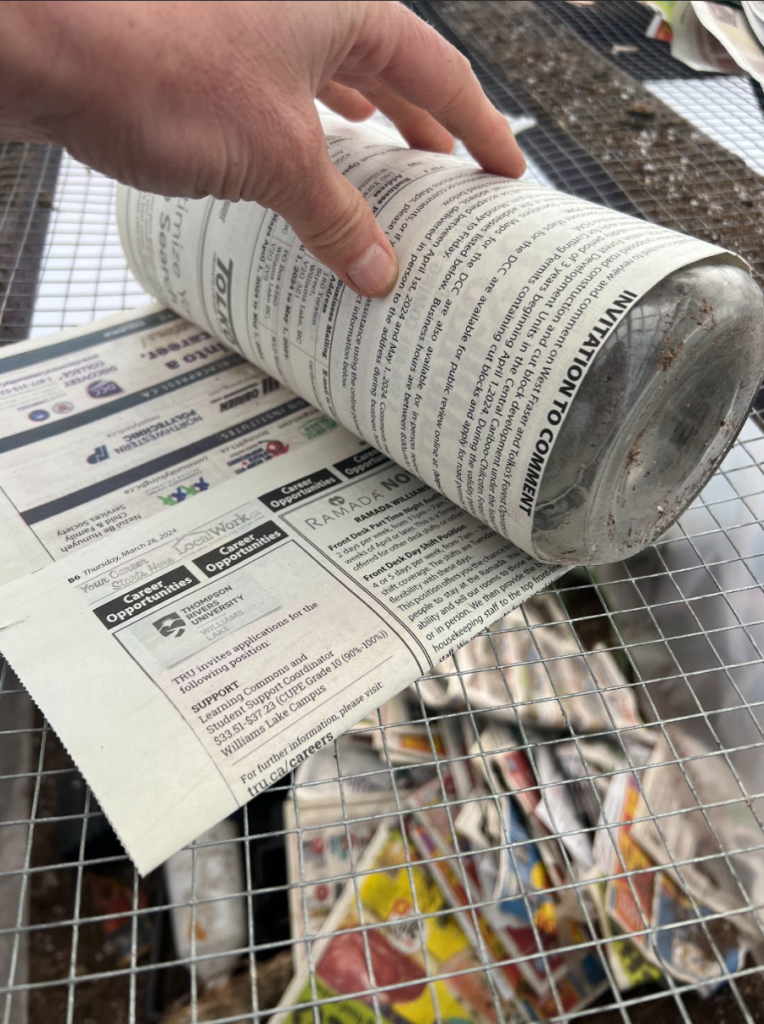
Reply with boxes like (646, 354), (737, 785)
(0, 409), (559, 871)
(0, 307), (329, 578)
(118, 115), (737, 554)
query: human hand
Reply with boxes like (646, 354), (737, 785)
(0, 0), (525, 296)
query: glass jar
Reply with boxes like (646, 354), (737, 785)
(531, 261), (764, 563)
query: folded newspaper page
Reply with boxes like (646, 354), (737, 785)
(630, 736), (763, 947)
(0, 116), (739, 872)
(666, 1), (764, 81)
(668, 0), (746, 72)
(593, 772), (746, 986)
(691, 0), (764, 83)
(284, 791), (399, 970)
(275, 821), (514, 1024)
(0, 317), (555, 872)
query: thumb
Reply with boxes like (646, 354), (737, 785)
(270, 128), (399, 298)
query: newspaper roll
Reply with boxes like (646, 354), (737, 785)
(117, 115), (764, 563)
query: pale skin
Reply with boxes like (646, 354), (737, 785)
(0, 0), (525, 296)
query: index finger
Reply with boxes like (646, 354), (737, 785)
(348, 2), (526, 177)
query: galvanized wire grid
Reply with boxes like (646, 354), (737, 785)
(2, 1), (764, 1021)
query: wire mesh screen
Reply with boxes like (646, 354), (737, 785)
(3, 2), (764, 1022)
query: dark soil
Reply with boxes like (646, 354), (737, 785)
(588, 972), (764, 1024)
(27, 720), (153, 1024)
(433, 0), (764, 287)
(26, 714), (293, 1023)
(556, 568), (616, 651)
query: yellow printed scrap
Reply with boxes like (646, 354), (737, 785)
(359, 850), (492, 1023)
(612, 938), (663, 988)
(290, 979), (377, 1024)
(285, 832), (498, 1023)
(360, 865), (443, 921)
(393, 978), (471, 1024)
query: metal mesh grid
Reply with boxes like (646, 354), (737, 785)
(3, 2), (764, 1021)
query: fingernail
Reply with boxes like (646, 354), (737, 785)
(348, 243), (398, 297)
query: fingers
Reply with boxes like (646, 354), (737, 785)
(317, 80), (376, 122)
(337, 74), (454, 154)
(348, 3), (526, 178)
(271, 111), (398, 298)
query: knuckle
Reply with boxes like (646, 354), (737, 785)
(208, 144), (250, 202)
(452, 50), (473, 79)
(471, 109), (502, 147)
(255, 124), (324, 210)
(301, 193), (367, 254)
(434, 75), (472, 126)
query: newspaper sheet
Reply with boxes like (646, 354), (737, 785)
(744, 1), (764, 49)
(285, 728), (437, 970)
(0, 331), (558, 872)
(593, 773), (746, 985)
(0, 305), (331, 584)
(668, 1), (764, 80)
(691, 0), (764, 83)
(669, 0), (745, 72)
(629, 736), (761, 946)
(420, 596), (646, 737)
(275, 822), (517, 1024)
(284, 792), (399, 970)
(407, 777), (609, 1016)
(590, 880), (664, 992)
(0, 115), (740, 872)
